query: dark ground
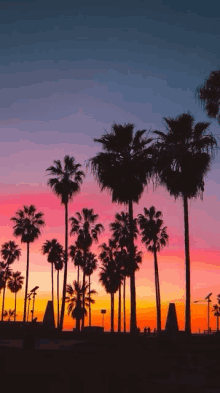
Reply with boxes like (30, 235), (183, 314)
(1, 332), (220, 393)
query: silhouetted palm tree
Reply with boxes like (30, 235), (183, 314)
(10, 205), (45, 322)
(1, 241), (21, 321)
(46, 155), (85, 332)
(7, 271), (24, 322)
(69, 207), (104, 329)
(138, 206), (168, 333)
(196, 70), (220, 124)
(153, 113), (217, 335)
(84, 252), (98, 327)
(99, 239), (123, 332)
(7, 309), (15, 321)
(88, 123), (153, 333)
(212, 294), (220, 332)
(69, 244), (84, 286)
(65, 280), (97, 331)
(41, 239), (64, 318)
(110, 211), (139, 332)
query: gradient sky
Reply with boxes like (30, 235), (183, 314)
(0, 0), (220, 332)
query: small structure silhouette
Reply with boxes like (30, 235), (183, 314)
(165, 303), (179, 333)
(43, 300), (55, 329)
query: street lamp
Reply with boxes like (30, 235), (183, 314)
(101, 309), (106, 330)
(194, 292), (212, 334)
(30, 286), (39, 322)
(26, 293), (32, 322)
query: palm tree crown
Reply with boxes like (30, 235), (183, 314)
(10, 205), (45, 243)
(196, 70), (220, 123)
(1, 241), (21, 265)
(153, 113), (217, 199)
(46, 155), (85, 205)
(138, 206), (169, 252)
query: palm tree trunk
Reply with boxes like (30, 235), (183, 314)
(128, 199), (136, 333)
(118, 283), (121, 332)
(153, 247), (161, 332)
(77, 265), (80, 286)
(89, 274), (91, 327)
(57, 269), (59, 328)
(1, 268), (7, 321)
(183, 195), (191, 335)
(123, 276), (126, 332)
(59, 202), (68, 332)
(23, 242), (30, 322)
(217, 315), (219, 332)
(14, 292), (17, 322)
(82, 249), (86, 330)
(111, 292), (114, 332)
(51, 262), (54, 318)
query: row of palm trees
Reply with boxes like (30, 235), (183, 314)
(0, 69), (218, 334)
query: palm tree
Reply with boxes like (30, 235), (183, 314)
(10, 205), (45, 322)
(0, 262), (12, 321)
(84, 252), (98, 327)
(110, 211), (139, 332)
(65, 280), (97, 331)
(69, 207), (104, 329)
(1, 241), (21, 321)
(212, 294), (220, 332)
(99, 239), (123, 332)
(7, 309), (15, 321)
(46, 155), (85, 332)
(88, 123), (153, 333)
(138, 206), (168, 333)
(196, 70), (220, 124)
(152, 113), (218, 335)
(7, 271), (24, 322)
(41, 239), (64, 319)
(69, 244), (84, 286)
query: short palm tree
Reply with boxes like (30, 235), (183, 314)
(88, 123), (153, 333)
(84, 252), (98, 326)
(1, 241), (21, 321)
(196, 70), (220, 124)
(110, 211), (139, 332)
(65, 280), (97, 331)
(10, 205), (45, 322)
(99, 239), (123, 332)
(138, 206), (168, 333)
(41, 239), (64, 319)
(152, 113), (217, 335)
(69, 207), (104, 329)
(7, 309), (15, 322)
(46, 155), (85, 332)
(7, 271), (24, 322)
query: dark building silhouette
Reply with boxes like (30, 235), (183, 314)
(165, 303), (179, 333)
(43, 300), (55, 329)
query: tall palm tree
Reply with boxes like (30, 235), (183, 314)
(110, 211), (139, 332)
(7, 271), (24, 322)
(88, 123), (153, 333)
(69, 207), (104, 329)
(41, 239), (64, 319)
(196, 70), (220, 124)
(54, 254), (64, 328)
(138, 206), (168, 333)
(69, 244), (84, 286)
(10, 205), (45, 322)
(152, 113), (217, 335)
(84, 252), (98, 327)
(65, 280), (97, 331)
(46, 155), (85, 332)
(1, 241), (21, 321)
(99, 239), (123, 332)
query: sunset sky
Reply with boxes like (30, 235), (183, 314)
(0, 0), (220, 332)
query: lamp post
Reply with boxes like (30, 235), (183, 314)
(101, 309), (106, 330)
(26, 293), (32, 322)
(194, 292), (212, 334)
(30, 286), (39, 322)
